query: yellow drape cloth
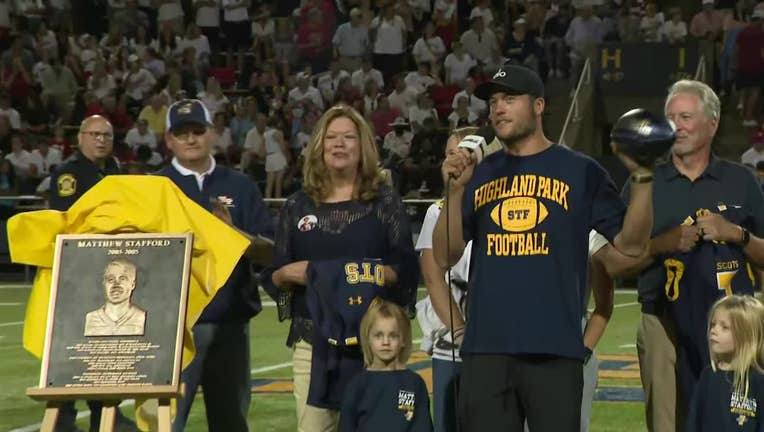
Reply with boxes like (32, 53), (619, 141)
(7, 175), (250, 430)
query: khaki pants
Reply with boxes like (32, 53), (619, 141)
(293, 340), (339, 432)
(637, 312), (684, 432)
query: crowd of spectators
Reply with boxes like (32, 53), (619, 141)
(0, 0), (762, 201)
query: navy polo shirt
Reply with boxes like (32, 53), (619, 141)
(461, 145), (626, 360)
(157, 161), (274, 323)
(623, 156), (764, 314)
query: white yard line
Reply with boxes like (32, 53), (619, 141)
(0, 302), (23, 306)
(0, 321), (23, 327)
(619, 343), (637, 349)
(0, 285), (32, 289)
(613, 302), (639, 309)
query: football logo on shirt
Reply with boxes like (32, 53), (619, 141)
(297, 214), (318, 232)
(473, 174), (571, 257)
(397, 390), (415, 421)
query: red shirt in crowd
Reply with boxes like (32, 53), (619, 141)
(736, 23), (764, 73)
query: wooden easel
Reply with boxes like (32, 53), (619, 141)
(28, 384), (183, 432)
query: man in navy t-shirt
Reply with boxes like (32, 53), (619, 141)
(432, 64), (655, 431)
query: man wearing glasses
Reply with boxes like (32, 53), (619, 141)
(157, 99), (274, 431)
(50, 115), (122, 211)
(50, 116), (132, 431)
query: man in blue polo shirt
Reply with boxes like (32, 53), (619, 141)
(432, 64), (655, 431)
(157, 99), (274, 432)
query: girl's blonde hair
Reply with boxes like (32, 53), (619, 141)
(708, 295), (764, 397)
(302, 104), (384, 204)
(359, 299), (412, 367)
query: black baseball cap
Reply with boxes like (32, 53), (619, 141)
(475, 64), (545, 101)
(166, 99), (212, 132)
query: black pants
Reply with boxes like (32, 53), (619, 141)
(459, 354), (583, 432)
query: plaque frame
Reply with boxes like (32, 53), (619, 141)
(34, 233), (193, 395)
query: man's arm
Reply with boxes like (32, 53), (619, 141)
(612, 169), (653, 257)
(420, 248), (465, 332)
(583, 247), (615, 350)
(433, 149), (474, 268)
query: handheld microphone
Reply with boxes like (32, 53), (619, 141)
(456, 126), (496, 164)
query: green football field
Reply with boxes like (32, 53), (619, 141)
(0, 285), (647, 432)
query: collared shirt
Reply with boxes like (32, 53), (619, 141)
(171, 155), (216, 191)
(50, 152), (122, 211)
(623, 155), (764, 311)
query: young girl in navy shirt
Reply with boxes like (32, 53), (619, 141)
(687, 295), (764, 431)
(340, 300), (433, 432)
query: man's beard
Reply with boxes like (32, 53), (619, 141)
(502, 119), (536, 145)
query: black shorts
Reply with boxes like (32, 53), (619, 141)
(224, 20), (251, 49)
(459, 353), (583, 432)
(736, 71), (764, 90)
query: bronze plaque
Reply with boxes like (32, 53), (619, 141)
(39, 233), (192, 393)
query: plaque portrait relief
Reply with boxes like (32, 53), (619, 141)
(84, 259), (147, 337)
(38, 233), (192, 392)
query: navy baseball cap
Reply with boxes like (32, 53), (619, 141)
(475, 64), (545, 100)
(166, 99), (212, 132)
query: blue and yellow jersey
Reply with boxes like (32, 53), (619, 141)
(305, 258), (387, 410)
(661, 204), (756, 382)
(461, 145), (626, 360)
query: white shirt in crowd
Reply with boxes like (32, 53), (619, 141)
(451, 90), (487, 115)
(408, 106), (438, 129)
(460, 28), (499, 65)
(125, 127), (158, 150)
(157, 0), (184, 22)
(123, 67), (157, 101)
(387, 87), (418, 115)
(318, 70), (350, 104)
(288, 86), (324, 110)
(5, 150), (35, 177)
(213, 127), (233, 151)
(448, 109), (478, 129)
(412, 36), (446, 65)
(222, 0), (248, 22)
(404, 71), (436, 95)
(0, 108), (21, 129)
(253, 19), (275, 40)
(195, 0), (220, 27)
(29, 148), (63, 176)
(181, 35), (211, 60)
(351, 67), (384, 91)
(370, 15), (406, 55)
(444, 53), (477, 85)
(244, 125), (265, 152)
(741, 147), (764, 167)
(197, 92), (229, 116)
(661, 20), (687, 43)
(383, 130), (413, 158)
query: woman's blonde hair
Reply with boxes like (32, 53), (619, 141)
(359, 299), (412, 367)
(708, 295), (764, 398)
(303, 104), (384, 203)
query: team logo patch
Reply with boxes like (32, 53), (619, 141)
(177, 102), (193, 114)
(57, 174), (77, 197)
(397, 390), (415, 421)
(297, 215), (318, 232)
(490, 197), (548, 232)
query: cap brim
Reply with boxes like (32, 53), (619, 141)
(474, 80), (527, 101)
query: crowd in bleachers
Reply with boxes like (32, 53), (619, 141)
(0, 0), (762, 201)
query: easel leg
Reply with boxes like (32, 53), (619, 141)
(157, 398), (172, 432)
(40, 403), (59, 432)
(99, 404), (117, 432)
